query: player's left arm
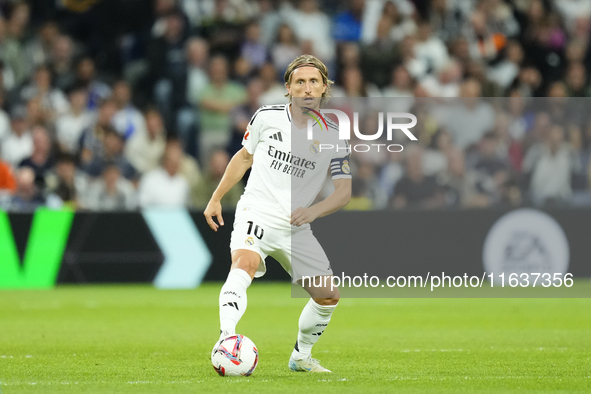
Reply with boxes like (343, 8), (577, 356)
(290, 178), (351, 227)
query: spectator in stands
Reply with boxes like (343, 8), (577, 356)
(139, 142), (189, 208)
(125, 108), (167, 174)
(524, 123), (581, 206)
(2, 106), (32, 169)
(465, 132), (510, 206)
(240, 20), (268, 71)
(428, 0), (468, 44)
(72, 57), (111, 110)
(465, 60), (504, 97)
(20, 65), (70, 121)
(24, 21), (59, 73)
(228, 78), (264, 156)
(391, 145), (445, 209)
(148, 10), (188, 128)
(166, 138), (201, 201)
(382, 65), (415, 112)
(111, 80), (147, 140)
(344, 177), (374, 211)
(414, 19), (450, 76)
(466, 8), (507, 63)
(333, 66), (381, 98)
(185, 37), (210, 108)
(18, 125), (54, 190)
(86, 163), (137, 211)
(199, 0), (248, 61)
(193, 148), (242, 209)
(488, 40), (524, 90)
(258, 62), (287, 105)
(198, 55), (246, 160)
(83, 126), (137, 181)
(50, 35), (76, 90)
(420, 59), (462, 97)
(81, 99), (117, 164)
(332, 0), (365, 43)
(174, 37), (209, 157)
(352, 162), (387, 209)
(423, 129), (452, 176)
(284, 0), (335, 63)
(256, 0), (282, 47)
(444, 79), (495, 150)
(45, 154), (88, 209)
(492, 111), (524, 173)
(565, 62), (588, 96)
(510, 66), (543, 97)
(398, 34), (429, 80)
(378, 148), (404, 201)
(0, 20), (17, 91)
(2, 1), (29, 86)
(9, 166), (45, 212)
(271, 24), (301, 79)
(360, 0), (415, 44)
(56, 86), (93, 154)
(360, 16), (398, 89)
(441, 147), (491, 208)
(564, 39), (586, 65)
(0, 155), (16, 195)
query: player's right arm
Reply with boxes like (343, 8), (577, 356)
(204, 147), (253, 231)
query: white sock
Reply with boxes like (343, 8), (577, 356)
(219, 269), (252, 337)
(291, 299), (337, 360)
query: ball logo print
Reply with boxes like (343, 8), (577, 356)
(211, 334), (259, 377)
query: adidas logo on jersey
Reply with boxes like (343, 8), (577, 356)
(269, 132), (283, 141)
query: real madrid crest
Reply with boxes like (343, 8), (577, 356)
(310, 140), (320, 154)
(342, 159), (351, 174)
(245, 237), (254, 246)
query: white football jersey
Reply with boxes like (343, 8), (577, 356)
(239, 104), (351, 220)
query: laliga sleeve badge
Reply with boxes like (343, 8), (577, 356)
(245, 237), (254, 246)
(342, 160), (351, 174)
(310, 140), (320, 154)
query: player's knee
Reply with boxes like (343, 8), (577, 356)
(232, 255), (259, 277)
(314, 296), (339, 306)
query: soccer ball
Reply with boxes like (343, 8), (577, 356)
(211, 334), (259, 376)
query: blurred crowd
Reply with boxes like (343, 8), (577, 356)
(1, 0), (591, 211)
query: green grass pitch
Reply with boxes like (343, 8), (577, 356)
(1, 283), (590, 393)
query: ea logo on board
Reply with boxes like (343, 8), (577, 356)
(483, 209), (569, 285)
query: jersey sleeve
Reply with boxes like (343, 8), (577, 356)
(330, 138), (352, 180)
(242, 108), (265, 154)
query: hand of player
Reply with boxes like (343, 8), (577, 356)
(290, 207), (319, 227)
(204, 199), (224, 232)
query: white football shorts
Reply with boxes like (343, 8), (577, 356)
(229, 206), (333, 283)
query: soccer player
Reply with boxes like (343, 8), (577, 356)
(204, 54), (352, 373)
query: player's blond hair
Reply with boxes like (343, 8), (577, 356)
(284, 54), (333, 104)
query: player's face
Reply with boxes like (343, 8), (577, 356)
(286, 66), (326, 109)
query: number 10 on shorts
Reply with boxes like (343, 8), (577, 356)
(247, 221), (264, 240)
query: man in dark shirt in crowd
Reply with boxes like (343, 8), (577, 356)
(392, 146), (445, 209)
